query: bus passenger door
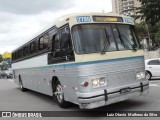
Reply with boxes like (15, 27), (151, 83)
(47, 26), (75, 96)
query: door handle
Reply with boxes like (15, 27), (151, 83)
(149, 67), (152, 68)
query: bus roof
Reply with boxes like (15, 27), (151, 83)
(54, 12), (134, 28)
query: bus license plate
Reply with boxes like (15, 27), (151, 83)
(120, 88), (131, 94)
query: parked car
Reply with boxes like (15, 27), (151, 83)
(145, 58), (160, 79)
(4, 69), (13, 79)
(0, 69), (13, 79)
(0, 70), (7, 79)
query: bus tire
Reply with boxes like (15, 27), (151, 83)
(55, 81), (70, 108)
(19, 76), (27, 92)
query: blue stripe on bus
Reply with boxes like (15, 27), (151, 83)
(14, 56), (144, 70)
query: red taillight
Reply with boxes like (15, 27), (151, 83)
(83, 82), (89, 87)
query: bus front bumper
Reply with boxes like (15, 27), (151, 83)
(76, 81), (149, 109)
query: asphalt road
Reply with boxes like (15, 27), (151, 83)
(0, 78), (160, 120)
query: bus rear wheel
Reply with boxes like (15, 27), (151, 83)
(19, 76), (27, 92)
(55, 81), (70, 108)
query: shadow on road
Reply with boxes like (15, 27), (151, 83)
(149, 78), (160, 81)
(14, 86), (149, 117)
(148, 76), (160, 81)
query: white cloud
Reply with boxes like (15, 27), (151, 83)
(0, 0), (112, 54)
(0, 0), (75, 14)
(0, 45), (16, 53)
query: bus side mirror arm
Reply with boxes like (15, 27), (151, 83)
(65, 56), (69, 61)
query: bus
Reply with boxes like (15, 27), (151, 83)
(12, 13), (149, 109)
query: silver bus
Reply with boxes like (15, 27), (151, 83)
(12, 13), (149, 109)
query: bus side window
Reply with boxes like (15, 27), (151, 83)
(39, 37), (44, 50)
(59, 28), (73, 56)
(30, 41), (37, 54)
(55, 34), (60, 51)
(48, 26), (74, 64)
(52, 33), (60, 57)
(39, 35), (49, 50)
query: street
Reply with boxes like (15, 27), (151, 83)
(0, 78), (160, 120)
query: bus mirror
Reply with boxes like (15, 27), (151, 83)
(132, 44), (137, 51)
(139, 44), (145, 50)
(65, 56), (69, 61)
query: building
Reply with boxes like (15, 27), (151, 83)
(112, 0), (122, 15)
(112, 0), (141, 16)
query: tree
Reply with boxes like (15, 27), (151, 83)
(0, 54), (3, 63)
(137, 0), (160, 26)
(155, 25), (160, 45)
(134, 22), (148, 40)
(136, 0), (160, 47)
(155, 32), (160, 42)
(134, 22), (152, 49)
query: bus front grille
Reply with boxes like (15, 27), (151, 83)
(106, 71), (136, 87)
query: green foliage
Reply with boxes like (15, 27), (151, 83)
(134, 22), (148, 40)
(0, 54), (3, 63)
(155, 31), (160, 44)
(137, 0), (160, 26)
(136, 0), (160, 46)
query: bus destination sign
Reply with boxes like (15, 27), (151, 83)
(93, 16), (123, 23)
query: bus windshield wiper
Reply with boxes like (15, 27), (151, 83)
(116, 26), (130, 49)
(101, 28), (110, 55)
(116, 26), (137, 51)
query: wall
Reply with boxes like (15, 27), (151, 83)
(145, 49), (160, 60)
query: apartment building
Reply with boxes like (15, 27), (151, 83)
(112, 0), (141, 16)
(112, 0), (121, 14)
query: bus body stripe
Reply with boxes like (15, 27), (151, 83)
(14, 56), (144, 70)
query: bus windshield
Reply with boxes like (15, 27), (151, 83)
(72, 24), (139, 54)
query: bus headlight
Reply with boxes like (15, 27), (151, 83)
(92, 77), (106, 88)
(92, 78), (99, 87)
(136, 71), (145, 80)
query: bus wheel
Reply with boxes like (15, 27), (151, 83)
(55, 81), (69, 108)
(19, 76), (26, 92)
